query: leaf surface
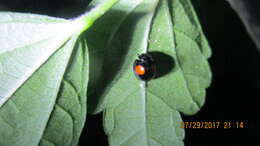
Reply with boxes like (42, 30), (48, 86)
(0, 12), (88, 146)
(87, 0), (212, 145)
(0, 12), (82, 106)
(0, 0), (119, 144)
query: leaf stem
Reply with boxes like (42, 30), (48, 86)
(75, 0), (119, 33)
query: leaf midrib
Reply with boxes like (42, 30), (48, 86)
(142, 0), (160, 145)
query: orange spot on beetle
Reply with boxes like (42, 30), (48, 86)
(135, 65), (146, 75)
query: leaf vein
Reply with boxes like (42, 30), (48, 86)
(174, 28), (201, 51)
(41, 137), (57, 146)
(36, 36), (77, 146)
(150, 136), (165, 146)
(119, 128), (143, 146)
(0, 114), (15, 129)
(147, 90), (176, 111)
(62, 79), (82, 106)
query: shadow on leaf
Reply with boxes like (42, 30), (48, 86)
(86, 10), (146, 113)
(149, 51), (175, 79)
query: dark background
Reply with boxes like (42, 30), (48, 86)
(1, 0), (260, 146)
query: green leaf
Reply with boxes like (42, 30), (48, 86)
(0, 0), (119, 107)
(86, 0), (145, 112)
(0, 0), (119, 144)
(38, 37), (89, 146)
(0, 12), (89, 145)
(0, 12), (82, 106)
(87, 0), (212, 145)
(0, 32), (87, 146)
